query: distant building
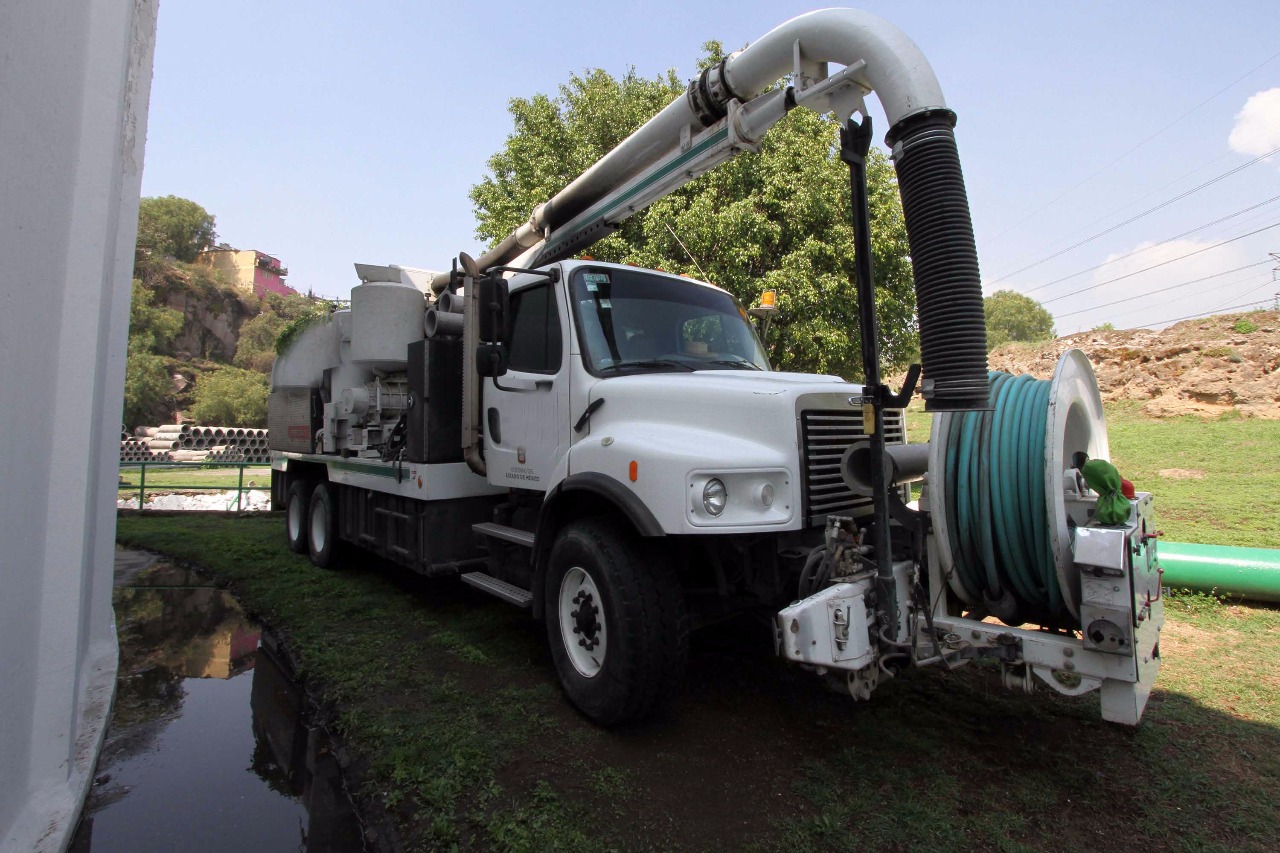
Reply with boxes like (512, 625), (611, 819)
(199, 247), (298, 298)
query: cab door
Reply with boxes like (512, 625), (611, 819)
(483, 278), (570, 490)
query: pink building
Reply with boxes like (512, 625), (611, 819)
(199, 248), (298, 298)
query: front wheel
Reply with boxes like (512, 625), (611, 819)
(307, 482), (340, 568)
(545, 517), (688, 726)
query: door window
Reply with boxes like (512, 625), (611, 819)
(507, 282), (562, 373)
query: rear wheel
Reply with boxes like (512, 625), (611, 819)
(544, 517), (688, 726)
(307, 482), (340, 568)
(285, 480), (311, 554)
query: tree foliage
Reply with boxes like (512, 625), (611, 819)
(984, 290), (1056, 351)
(469, 45), (917, 377)
(191, 366), (269, 427)
(233, 292), (320, 373)
(121, 281), (184, 428)
(123, 352), (172, 430)
(137, 195), (217, 262)
(128, 279), (184, 356)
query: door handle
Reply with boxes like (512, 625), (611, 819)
(499, 375), (555, 392)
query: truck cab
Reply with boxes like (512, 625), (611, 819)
(481, 259), (901, 552)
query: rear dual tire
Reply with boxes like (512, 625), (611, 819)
(285, 479), (340, 568)
(307, 483), (340, 569)
(285, 481), (310, 554)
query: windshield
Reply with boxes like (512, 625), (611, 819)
(569, 267), (771, 376)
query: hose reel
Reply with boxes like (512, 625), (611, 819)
(927, 349), (1109, 626)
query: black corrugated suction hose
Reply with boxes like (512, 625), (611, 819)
(887, 110), (990, 411)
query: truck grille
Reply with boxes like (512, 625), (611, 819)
(799, 409), (907, 527)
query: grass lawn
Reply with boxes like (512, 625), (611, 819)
(111, 401), (1280, 850)
(117, 463), (271, 496)
(116, 515), (1280, 850)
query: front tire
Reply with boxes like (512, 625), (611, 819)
(307, 482), (340, 568)
(545, 517), (688, 726)
(285, 480), (311, 554)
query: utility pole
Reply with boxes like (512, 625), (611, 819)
(1271, 253), (1279, 311)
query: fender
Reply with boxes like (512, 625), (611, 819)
(530, 472), (665, 618)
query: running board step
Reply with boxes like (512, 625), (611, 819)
(473, 522), (535, 548)
(460, 572), (534, 608)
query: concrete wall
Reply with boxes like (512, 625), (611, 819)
(200, 248), (258, 293)
(0, 1), (157, 851)
(201, 248), (297, 298)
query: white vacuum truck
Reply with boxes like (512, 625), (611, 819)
(270, 7), (1163, 726)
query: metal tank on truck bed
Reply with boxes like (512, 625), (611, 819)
(270, 6), (1164, 727)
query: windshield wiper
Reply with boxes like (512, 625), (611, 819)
(599, 359), (697, 373)
(707, 359), (763, 370)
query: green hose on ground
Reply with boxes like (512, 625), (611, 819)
(1158, 541), (1280, 603)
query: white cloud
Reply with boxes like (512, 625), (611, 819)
(1229, 87), (1280, 158)
(1054, 238), (1261, 334)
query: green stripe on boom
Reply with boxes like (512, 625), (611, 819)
(540, 127), (731, 259)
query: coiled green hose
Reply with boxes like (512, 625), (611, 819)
(943, 371), (1066, 620)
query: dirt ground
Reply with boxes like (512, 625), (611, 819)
(985, 309), (1280, 418)
(426, 599), (1271, 852)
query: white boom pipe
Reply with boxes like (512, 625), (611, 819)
(433, 7), (946, 292)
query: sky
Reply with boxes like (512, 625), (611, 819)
(141, 1), (1280, 335)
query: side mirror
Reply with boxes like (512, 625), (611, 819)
(476, 342), (509, 378)
(477, 274), (510, 344)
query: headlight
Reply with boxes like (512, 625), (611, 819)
(702, 478), (727, 516)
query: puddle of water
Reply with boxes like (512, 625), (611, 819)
(72, 551), (366, 852)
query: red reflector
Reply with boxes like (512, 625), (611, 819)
(287, 425), (309, 440)
(629, 461), (638, 482)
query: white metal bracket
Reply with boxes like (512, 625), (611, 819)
(1033, 665), (1102, 697)
(792, 57), (871, 123)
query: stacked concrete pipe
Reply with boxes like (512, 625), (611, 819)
(121, 424), (272, 463)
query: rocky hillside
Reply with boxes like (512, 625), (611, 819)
(134, 252), (255, 362)
(988, 310), (1280, 419)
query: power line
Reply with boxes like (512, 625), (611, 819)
(1100, 268), (1272, 324)
(1051, 261), (1273, 319)
(1206, 273), (1280, 313)
(1123, 297), (1277, 331)
(1039, 221), (1280, 305)
(990, 145), (1280, 284)
(1021, 194), (1280, 296)
(988, 47), (1280, 245)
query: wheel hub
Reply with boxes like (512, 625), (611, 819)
(558, 566), (608, 678)
(571, 589), (601, 650)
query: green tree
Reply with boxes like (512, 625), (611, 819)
(469, 44), (917, 377)
(123, 351), (172, 429)
(128, 279), (184, 355)
(984, 290), (1056, 351)
(136, 195), (217, 262)
(234, 292), (320, 373)
(191, 366), (269, 427)
(121, 281), (184, 428)
(233, 311), (284, 373)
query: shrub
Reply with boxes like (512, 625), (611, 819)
(123, 352), (173, 429)
(191, 366), (269, 427)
